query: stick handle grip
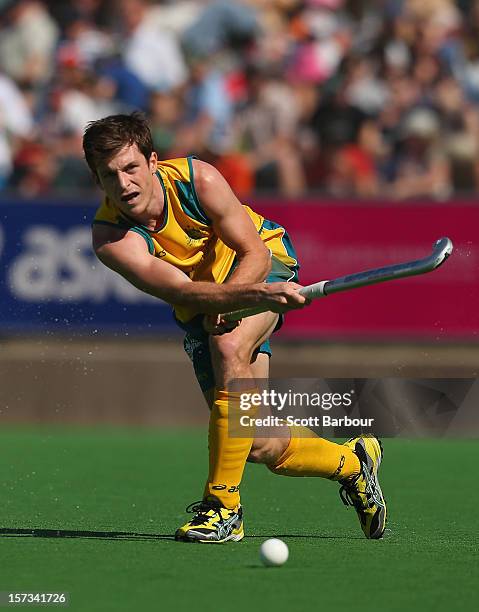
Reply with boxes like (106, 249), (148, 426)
(223, 281), (328, 322)
(298, 280), (329, 300)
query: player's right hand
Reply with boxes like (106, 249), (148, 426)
(262, 282), (311, 313)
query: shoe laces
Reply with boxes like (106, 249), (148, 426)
(339, 463), (384, 511)
(185, 500), (222, 527)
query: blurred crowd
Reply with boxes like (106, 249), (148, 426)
(1, 0), (479, 199)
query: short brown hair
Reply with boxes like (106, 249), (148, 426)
(83, 112), (154, 175)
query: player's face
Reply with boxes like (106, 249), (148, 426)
(95, 143), (158, 217)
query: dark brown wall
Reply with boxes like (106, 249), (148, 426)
(1, 339), (478, 425)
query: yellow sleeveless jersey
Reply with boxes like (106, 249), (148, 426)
(93, 156), (298, 322)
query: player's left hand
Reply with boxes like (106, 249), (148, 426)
(203, 314), (241, 335)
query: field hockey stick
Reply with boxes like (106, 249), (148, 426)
(223, 237), (453, 322)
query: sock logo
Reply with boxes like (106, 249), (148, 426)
(211, 484), (239, 493)
(329, 454), (346, 480)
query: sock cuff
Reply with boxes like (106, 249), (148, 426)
(216, 389), (259, 402)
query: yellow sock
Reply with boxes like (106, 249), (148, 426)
(268, 426), (360, 480)
(203, 389), (255, 509)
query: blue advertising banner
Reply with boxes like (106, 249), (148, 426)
(0, 201), (178, 335)
(2, 198), (477, 338)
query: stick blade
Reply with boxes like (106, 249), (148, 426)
(432, 237), (453, 270)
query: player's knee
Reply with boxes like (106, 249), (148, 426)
(210, 334), (250, 365)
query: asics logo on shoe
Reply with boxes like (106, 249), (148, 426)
(213, 515), (239, 540)
(363, 467), (385, 508)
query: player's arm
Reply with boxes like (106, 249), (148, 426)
(192, 159), (271, 284)
(92, 225), (306, 314)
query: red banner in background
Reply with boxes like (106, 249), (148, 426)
(253, 200), (479, 340)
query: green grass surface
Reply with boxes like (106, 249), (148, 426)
(1, 429), (478, 611)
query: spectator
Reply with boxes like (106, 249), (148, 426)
(182, 0), (259, 58)
(0, 72), (34, 188)
(234, 66), (306, 196)
(286, 0), (352, 84)
(54, 61), (121, 135)
(0, 1), (59, 88)
(446, 131), (479, 193)
(326, 119), (387, 197)
(1, 0), (479, 199)
(117, 0), (188, 92)
(148, 89), (184, 158)
(388, 108), (450, 200)
(179, 56), (233, 156)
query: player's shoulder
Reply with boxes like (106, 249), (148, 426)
(157, 156), (219, 189)
(92, 221), (150, 262)
(157, 156), (197, 183)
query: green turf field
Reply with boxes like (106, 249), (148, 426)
(1, 429), (477, 611)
